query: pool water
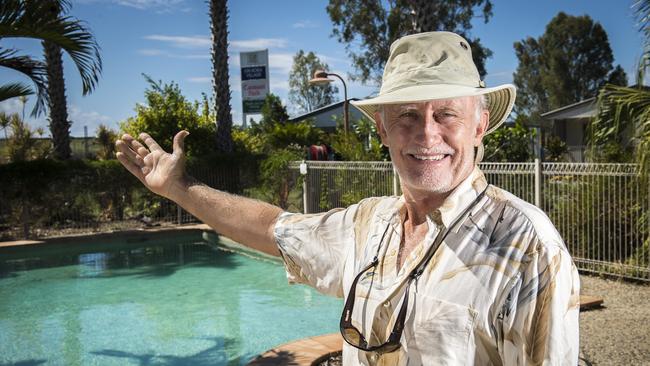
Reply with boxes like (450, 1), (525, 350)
(0, 234), (342, 365)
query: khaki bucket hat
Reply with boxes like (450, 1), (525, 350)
(351, 31), (516, 134)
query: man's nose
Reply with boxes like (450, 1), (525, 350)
(415, 115), (443, 146)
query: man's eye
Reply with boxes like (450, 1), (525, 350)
(399, 111), (418, 119)
(437, 112), (457, 120)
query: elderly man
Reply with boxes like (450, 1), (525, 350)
(116, 32), (579, 365)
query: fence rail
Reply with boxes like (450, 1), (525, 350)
(290, 161), (649, 282)
(1, 160), (647, 281)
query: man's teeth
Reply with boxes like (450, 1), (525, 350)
(413, 154), (446, 161)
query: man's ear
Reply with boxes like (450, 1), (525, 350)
(474, 109), (489, 146)
(374, 110), (389, 147)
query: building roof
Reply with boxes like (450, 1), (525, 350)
(288, 98), (360, 123)
(541, 97), (597, 120)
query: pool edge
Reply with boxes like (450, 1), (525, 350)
(0, 224), (212, 248)
(246, 333), (343, 366)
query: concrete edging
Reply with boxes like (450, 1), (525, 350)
(246, 333), (343, 366)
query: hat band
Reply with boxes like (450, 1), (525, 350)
(380, 67), (481, 95)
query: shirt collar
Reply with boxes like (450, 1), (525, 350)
(435, 166), (488, 228)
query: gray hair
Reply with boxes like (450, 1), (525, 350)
(474, 94), (488, 125)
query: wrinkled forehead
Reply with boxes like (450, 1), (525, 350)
(383, 96), (476, 114)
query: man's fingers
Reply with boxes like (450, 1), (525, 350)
(121, 134), (149, 158)
(116, 152), (146, 184)
(139, 132), (163, 152)
(115, 140), (144, 166)
(172, 130), (189, 156)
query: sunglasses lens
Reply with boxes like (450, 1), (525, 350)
(342, 327), (362, 345)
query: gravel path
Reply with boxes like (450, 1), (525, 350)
(579, 274), (650, 365)
(317, 274), (650, 366)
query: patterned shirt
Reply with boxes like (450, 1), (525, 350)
(274, 167), (580, 365)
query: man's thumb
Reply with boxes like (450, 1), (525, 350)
(173, 130), (190, 155)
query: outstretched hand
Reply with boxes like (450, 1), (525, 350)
(115, 131), (190, 199)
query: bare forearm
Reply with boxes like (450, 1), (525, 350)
(168, 176), (283, 256)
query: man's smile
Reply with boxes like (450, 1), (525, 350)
(410, 153), (451, 162)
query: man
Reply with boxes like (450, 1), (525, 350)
(116, 32), (580, 365)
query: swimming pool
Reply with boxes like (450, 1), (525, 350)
(0, 231), (341, 365)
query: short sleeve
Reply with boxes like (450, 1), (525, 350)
(273, 204), (359, 297)
(499, 243), (581, 365)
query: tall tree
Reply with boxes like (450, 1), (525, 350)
(513, 12), (627, 121)
(288, 50), (339, 113)
(209, 0), (233, 153)
(326, 0), (493, 85)
(260, 93), (289, 127)
(0, 0), (101, 118)
(43, 0), (71, 159)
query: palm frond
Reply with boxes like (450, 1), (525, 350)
(0, 0), (102, 95)
(596, 83), (650, 174)
(0, 48), (48, 116)
(0, 82), (33, 102)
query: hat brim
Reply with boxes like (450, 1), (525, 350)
(350, 83), (516, 134)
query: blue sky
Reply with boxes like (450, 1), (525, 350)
(0, 0), (645, 137)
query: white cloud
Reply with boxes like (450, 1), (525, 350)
(230, 38), (288, 50)
(269, 53), (294, 74)
(138, 48), (210, 59)
(116, 0), (185, 11)
(270, 80), (289, 91)
(178, 54), (210, 59)
(0, 98), (49, 134)
(0, 100), (115, 137)
(316, 54), (347, 67)
(485, 70), (514, 85)
(78, 0), (188, 12)
(187, 77), (211, 84)
(138, 48), (166, 56)
(144, 34), (211, 49)
(292, 20), (318, 29)
(69, 105), (114, 137)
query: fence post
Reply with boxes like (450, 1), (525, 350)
(392, 166), (399, 196)
(300, 161), (309, 214)
(534, 158), (542, 208)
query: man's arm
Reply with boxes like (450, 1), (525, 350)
(115, 131), (283, 257)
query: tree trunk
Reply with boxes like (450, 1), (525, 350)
(43, 1), (71, 160)
(210, 0), (233, 153)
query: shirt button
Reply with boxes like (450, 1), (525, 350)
(383, 301), (390, 308)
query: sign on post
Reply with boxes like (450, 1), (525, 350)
(240, 49), (269, 127)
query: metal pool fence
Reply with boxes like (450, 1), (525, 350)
(0, 164), (245, 240)
(1, 159), (647, 281)
(290, 161), (649, 281)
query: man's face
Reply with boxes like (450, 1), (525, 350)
(375, 96), (489, 195)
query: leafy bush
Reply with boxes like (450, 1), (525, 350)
(119, 75), (217, 157)
(483, 118), (535, 162)
(0, 157), (260, 240)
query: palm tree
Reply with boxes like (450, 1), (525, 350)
(0, 0), (102, 158)
(209, 0), (233, 153)
(594, 0), (650, 175)
(43, 0), (72, 159)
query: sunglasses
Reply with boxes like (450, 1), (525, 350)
(339, 186), (488, 354)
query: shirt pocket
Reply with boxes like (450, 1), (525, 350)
(408, 295), (478, 365)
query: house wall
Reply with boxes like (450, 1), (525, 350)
(308, 105), (365, 129)
(553, 118), (588, 162)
